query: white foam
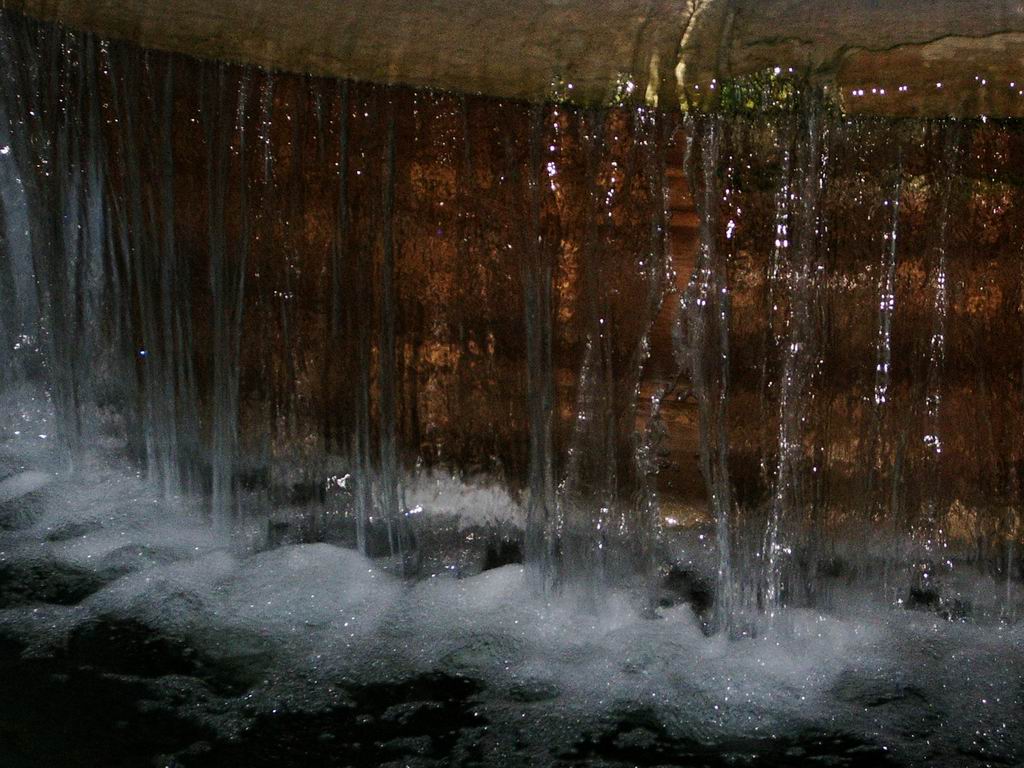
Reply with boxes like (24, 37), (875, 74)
(0, 405), (1021, 764)
(404, 471), (523, 529)
(0, 469), (52, 504)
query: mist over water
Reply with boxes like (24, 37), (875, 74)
(1, 9), (1023, 766)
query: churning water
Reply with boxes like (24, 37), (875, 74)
(0, 9), (1022, 767)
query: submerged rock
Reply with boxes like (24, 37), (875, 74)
(905, 565), (973, 621)
(187, 672), (484, 766)
(506, 677), (559, 703)
(0, 470), (52, 530)
(398, 514), (523, 580)
(905, 584), (943, 612)
(0, 649), (213, 766)
(657, 564), (714, 617)
(65, 616), (258, 694)
(66, 616), (202, 677)
(95, 543), (184, 579)
(43, 519), (103, 542)
(0, 558), (107, 608)
(481, 537), (523, 572)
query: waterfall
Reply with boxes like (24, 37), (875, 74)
(918, 125), (959, 590)
(0, 9), (1022, 622)
(762, 104), (827, 623)
(675, 114), (736, 630)
(520, 103), (557, 591)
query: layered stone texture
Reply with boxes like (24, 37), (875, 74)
(12, 0), (1024, 115)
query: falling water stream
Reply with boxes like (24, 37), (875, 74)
(1, 10), (1024, 767)
(2, 11), (1024, 617)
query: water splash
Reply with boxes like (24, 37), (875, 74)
(1, 10), (1022, 624)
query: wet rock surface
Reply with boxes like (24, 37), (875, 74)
(64, 616), (256, 695)
(0, 628), (214, 768)
(0, 490), (46, 530)
(409, 519), (524, 580)
(12, 0), (1024, 117)
(0, 623), (915, 768)
(0, 594), (1015, 767)
(261, 509), (524, 581)
(0, 558), (108, 608)
(43, 519), (104, 542)
(93, 543), (184, 578)
(563, 707), (894, 767)
(0, 470), (53, 530)
(657, 564), (714, 615)
(191, 673), (487, 767)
